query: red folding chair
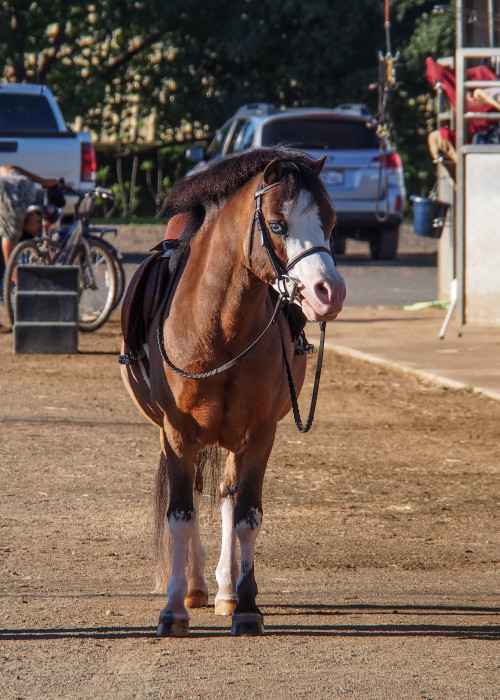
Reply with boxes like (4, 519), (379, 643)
(425, 57), (497, 135)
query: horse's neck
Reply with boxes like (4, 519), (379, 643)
(171, 202), (269, 342)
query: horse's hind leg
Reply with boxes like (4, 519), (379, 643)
(185, 488), (209, 608)
(214, 490), (239, 616)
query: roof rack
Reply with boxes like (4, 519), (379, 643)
(235, 103), (279, 117)
(333, 103), (372, 117)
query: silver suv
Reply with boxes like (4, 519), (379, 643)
(186, 104), (406, 260)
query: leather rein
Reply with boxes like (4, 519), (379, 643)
(157, 177), (335, 432)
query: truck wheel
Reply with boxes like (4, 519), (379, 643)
(369, 227), (399, 260)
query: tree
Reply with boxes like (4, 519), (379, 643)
(0, 0), (386, 137)
(0, 0), (455, 209)
(0, 1), (222, 136)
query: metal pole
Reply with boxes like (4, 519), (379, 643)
(488, 0), (494, 48)
(455, 0), (466, 327)
(384, 0), (391, 55)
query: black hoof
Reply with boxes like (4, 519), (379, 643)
(231, 612), (264, 636)
(157, 613), (189, 637)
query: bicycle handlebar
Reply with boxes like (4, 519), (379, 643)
(60, 184), (113, 200)
(47, 181), (113, 218)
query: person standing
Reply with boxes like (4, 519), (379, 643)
(0, 164), (58, 268)
(0, 165), (58, 332)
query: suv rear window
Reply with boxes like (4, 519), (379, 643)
(0, 94), (59, 133)
(261, 117), (379, 150)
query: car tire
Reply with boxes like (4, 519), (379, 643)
(369, 226), (399, 260)
(333, 236), (346, 255)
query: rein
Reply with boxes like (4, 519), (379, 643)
(280, 321), (326, 433)
(157, 290), (287, 380)
(156, 175), (335, 432)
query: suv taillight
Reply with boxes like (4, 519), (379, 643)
(81, 141), (96, 182)
(370, 153), (402, 171)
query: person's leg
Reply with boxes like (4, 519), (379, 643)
(1, 236), (13, 267)
(0, 236), (13, 330)
(428, 130), (457, 163)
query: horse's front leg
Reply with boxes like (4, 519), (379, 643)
(229, 430), (275, 636)
(157, 432), (197, 638)
(232, 498), (263, 636)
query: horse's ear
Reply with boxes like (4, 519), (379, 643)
(312, 156), (327, 176)
(263, 159), (284, 186)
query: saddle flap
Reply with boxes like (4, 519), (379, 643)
(121, 241), (188, 358)
(121, 251), (163, 356)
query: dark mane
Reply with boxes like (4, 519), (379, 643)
(164, 147), (326, 215)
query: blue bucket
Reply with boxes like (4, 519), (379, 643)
(410, 195), (450, 238)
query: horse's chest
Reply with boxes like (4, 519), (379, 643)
(179, 365), (284, 446)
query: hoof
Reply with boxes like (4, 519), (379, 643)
(185, 590), (209, 608)
(214, 599), (237, 616)
(231, 612), (264, 636)
(157, 613), (189, 637)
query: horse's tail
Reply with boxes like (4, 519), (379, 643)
(153, 446), (224, 592)
(153, 451), (172, 593)
(197, 446), (224, 508)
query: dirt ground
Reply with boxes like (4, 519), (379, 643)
(1, 228), (499, 699)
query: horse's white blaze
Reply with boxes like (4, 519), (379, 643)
(186, 490), (208, 597)
(166, 512), (195, 619)
(215, 495), (239, 609)
(282, 191), (346, 321)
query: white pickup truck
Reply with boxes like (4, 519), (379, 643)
(0, 83), (96, 214)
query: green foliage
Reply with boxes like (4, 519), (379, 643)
(0, 0), (457, 213)
(94, 144), (189, 219)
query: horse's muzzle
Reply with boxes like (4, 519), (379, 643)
(299, 272), (346, 322)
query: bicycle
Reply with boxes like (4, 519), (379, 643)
(54, 220), (126, 311)
(3, 185), (121, 333)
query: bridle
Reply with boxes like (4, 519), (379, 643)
(251, 179), (336, 305)
(157, 175), (337, 432)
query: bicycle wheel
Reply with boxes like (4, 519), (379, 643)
(94, 236), (126, 309)
(70, 238), (117, 332)
(112, 253), (126, 309)
(2, 238), (46, 325)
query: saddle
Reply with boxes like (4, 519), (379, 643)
(120, 240), (187, 361)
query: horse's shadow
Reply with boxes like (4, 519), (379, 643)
(2, 603), (498, 640)
(260, 603), (500, 640)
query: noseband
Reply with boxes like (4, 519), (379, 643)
(251, 179), (336, 303)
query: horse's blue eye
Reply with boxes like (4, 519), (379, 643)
(269, 221), (287, 236)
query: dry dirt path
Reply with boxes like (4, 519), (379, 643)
(0, 309), (499, 699)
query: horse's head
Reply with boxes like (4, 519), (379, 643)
(251, 156), (346, 322)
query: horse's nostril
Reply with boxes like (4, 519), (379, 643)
(315, 281), (330, 301)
